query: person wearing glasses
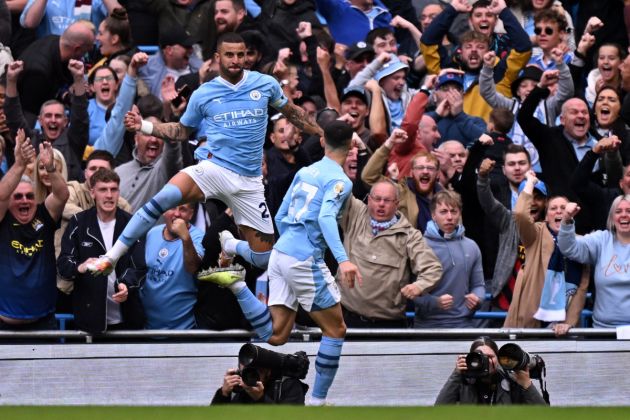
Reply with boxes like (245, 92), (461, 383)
(0, 131), (69, 330)
(413, 190), (484, 328)
(363, 128), (443, 233)
(87, 66), (119, 147)
(527, 8), (573, 71)
(338, 178), (442, 328)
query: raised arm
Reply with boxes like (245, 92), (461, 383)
(316, 46), (340, 112)
(476, 159), (512, 231)
(513, 171), (540, 247)
(3, 61), (33, 139)
(66, 59), (89, 163)
(0, 130), (36, 221)
(557, 203), (602, 265)
(20, 0), (47, 29)
(40, 141), (69, 221)
(479, 51), (514, 109)
(170, 220), (203, 274)
(94, 52), (148, 155)
(124, 110), (194, 142)
(279, 101), (324, 138)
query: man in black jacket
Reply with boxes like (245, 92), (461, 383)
(517, 72), (599, 233)
(4, 58), (89, 181)
(57, 168), (145, 334)
(16, 21), (94, 126)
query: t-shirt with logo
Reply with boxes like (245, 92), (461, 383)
(181, 70), (288, 177)
(140, 224), (205, 330)
(0, 205), (58, 319)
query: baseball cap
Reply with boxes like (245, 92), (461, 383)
(159, 26), (195, 48)
(518, 179), (548, 196)
(345, 41), (375, 61)
(436, 72), (464, 89)
(511, 65), (543, 97)
(374, 54), (409, 82)
(341, 85), (369, 106)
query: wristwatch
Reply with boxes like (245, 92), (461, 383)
(45, 164), (56, 173)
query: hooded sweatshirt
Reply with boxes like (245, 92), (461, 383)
(414, 220), (485, 328)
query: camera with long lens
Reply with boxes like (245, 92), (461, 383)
(497, 343), (546, 379)
(238, 343), (310, 381)
(464, 350), (491, 378)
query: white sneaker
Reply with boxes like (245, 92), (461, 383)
(85, 255), (115, 276)
(219, 230), (237, 257)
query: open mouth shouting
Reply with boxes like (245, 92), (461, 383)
(600, 64), (615, 81)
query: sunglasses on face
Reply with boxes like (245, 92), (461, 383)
(13, 192), (35, 200)
(534, 26), (555, 36)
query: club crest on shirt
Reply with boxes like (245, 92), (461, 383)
(333, 182), (345, 199)
(31, 218), (44, 232)
(159, 248), (169, 258)
(81, 241), (93, 247)
(250, 90), (262, 101)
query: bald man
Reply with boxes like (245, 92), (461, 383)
(518, 83), (599, 233)
(16, 20), (95, 125)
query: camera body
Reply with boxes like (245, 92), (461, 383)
(235, 366), (261, 387)
(464, 350), (491, 378)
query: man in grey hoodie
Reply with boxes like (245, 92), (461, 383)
(414, 190), (485, 328)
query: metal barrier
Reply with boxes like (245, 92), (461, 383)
(0, 327), (619, 342)
(1, 334), (628, 406)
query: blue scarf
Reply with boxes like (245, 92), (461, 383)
(534, 224), (582, 322)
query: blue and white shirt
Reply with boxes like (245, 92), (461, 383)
(141, 224), (205, 330)
(275, 156), (353, 263)
(181, 70), (288, 177)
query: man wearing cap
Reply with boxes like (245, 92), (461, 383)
(333, 41), (375, 96)
(427, 71), (486, 147)
(139, 26), (204, 99)
(315, 0), (392, 46)
(421, 0), (532, 122)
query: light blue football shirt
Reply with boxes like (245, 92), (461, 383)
(181, 70), (288, 177)
(141, 224), (205, 330)
(274, 156), (353, 264)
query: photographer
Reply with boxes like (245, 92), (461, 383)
(435, 337), (546, 405)
(210, 344), (309, 405)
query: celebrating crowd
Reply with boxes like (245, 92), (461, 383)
(2, 0), (630, 403)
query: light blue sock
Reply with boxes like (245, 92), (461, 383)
(235, 241), (271, 269)
(118, 184), (182, 247)
(235, 287), (273, 342)
(312, 336), (344, 399)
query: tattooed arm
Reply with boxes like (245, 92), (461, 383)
(124, 110), (194, 142)
(279, 101), (324, 138)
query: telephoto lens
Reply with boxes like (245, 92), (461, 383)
(497, 343), (546, 379)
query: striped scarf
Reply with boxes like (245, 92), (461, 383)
(370, 215), (399, 236)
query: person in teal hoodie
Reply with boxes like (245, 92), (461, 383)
(558, 195), (630, 329)
(413, 190), (485, 328)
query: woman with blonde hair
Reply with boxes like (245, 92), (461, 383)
(32, 148), (68, 203)
(559, 195), (630, 329)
